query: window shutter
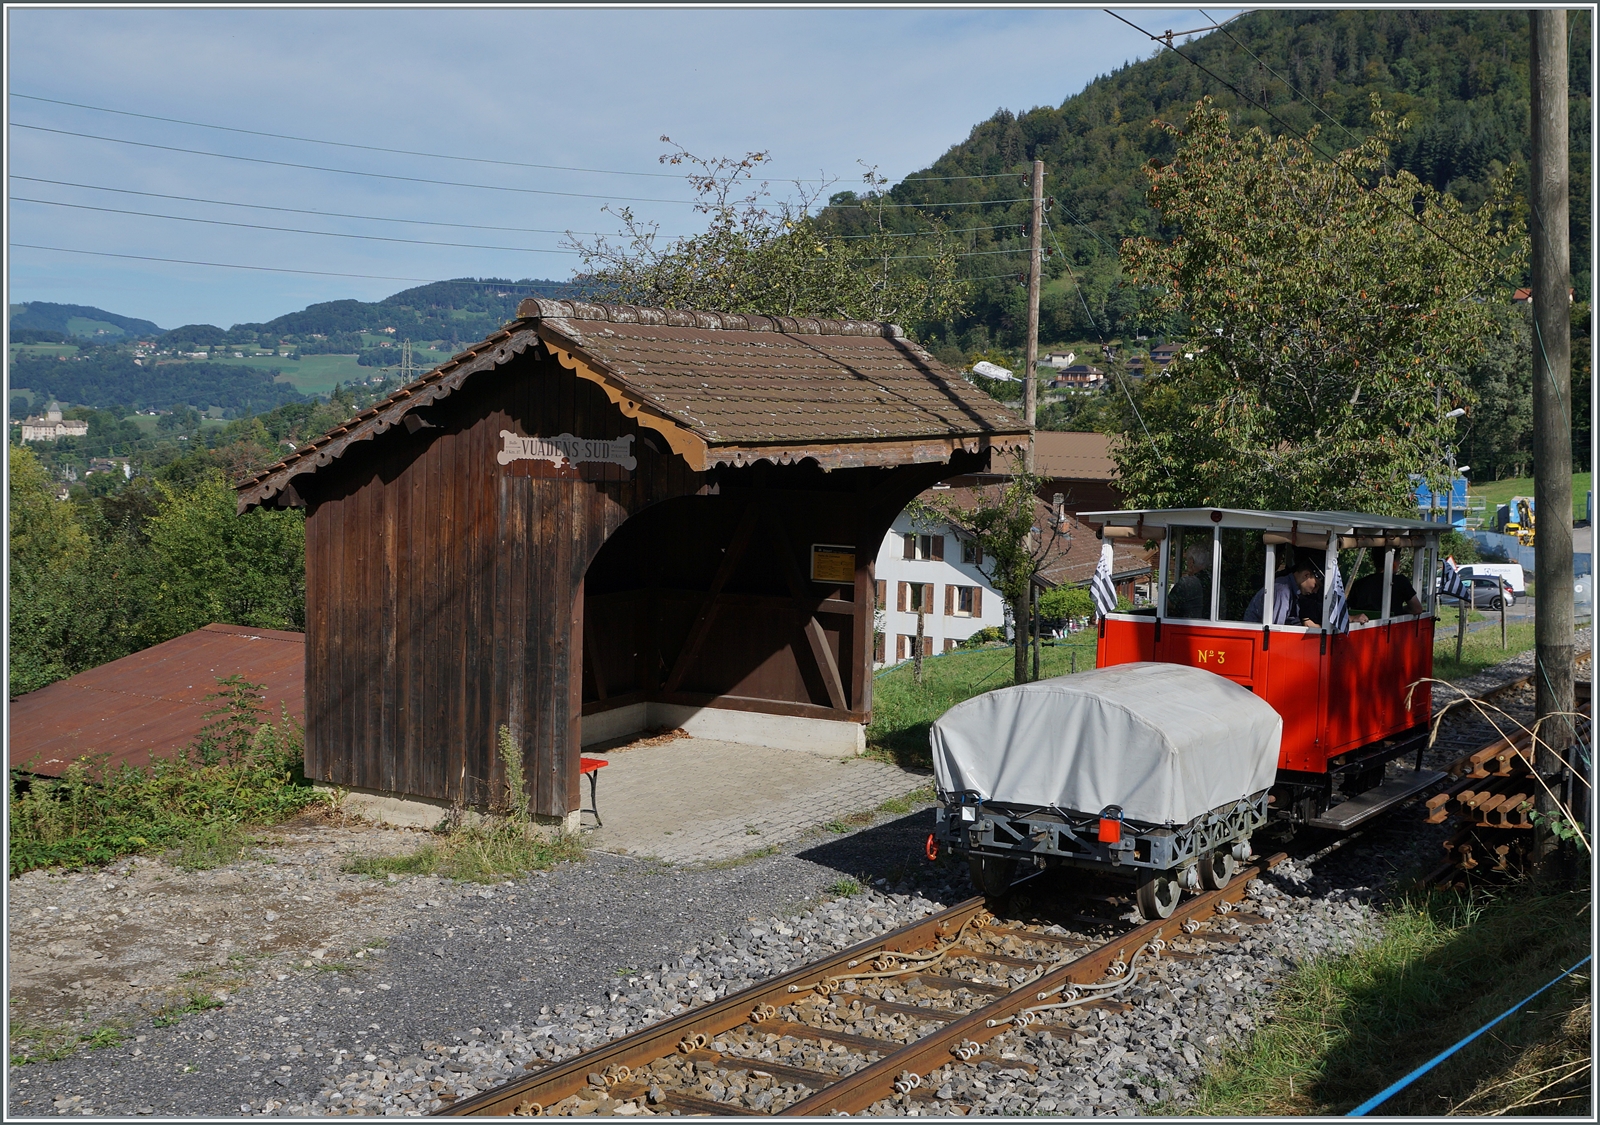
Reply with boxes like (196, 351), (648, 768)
(875, 580), (886, 610)
(874, 632), (885, 663)
(930, 535), (945, 561)
(973, 586), (983, 618)
(945, 584), (955, 616)
(944, 638), (956, 653)
(897, 581), (908, 612)
(903, 533), (916, 560)
(923, 583), (935, 613)
(922, 635), (934, 656)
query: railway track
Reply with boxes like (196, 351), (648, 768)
(437, 854), (1284, 1117)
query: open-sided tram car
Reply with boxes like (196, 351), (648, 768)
(932, 509), (1448, 917)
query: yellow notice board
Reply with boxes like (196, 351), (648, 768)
(810, 544), (855, 583)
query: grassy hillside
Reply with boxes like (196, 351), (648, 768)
(1472, 472), (1594, 521)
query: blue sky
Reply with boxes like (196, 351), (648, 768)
(6, 6), (1232, 330)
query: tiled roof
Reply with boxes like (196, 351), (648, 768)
(9, 624), (305, 778)
(528, 299), (1024, 450)
(237, 301), (1026, 510)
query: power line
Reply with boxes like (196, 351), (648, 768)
(8, 176), (676, 238)
(8, 243), (550, 285)
(10, 91), (693, 180)
(11, 196), (582, 255)
(10, 122), (702, 206)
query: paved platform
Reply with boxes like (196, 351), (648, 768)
(577, 735), (929, 864)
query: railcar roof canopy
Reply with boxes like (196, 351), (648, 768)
(237, 299), (1027, 512)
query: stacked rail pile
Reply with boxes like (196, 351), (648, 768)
(1424, 699), (1591, 882)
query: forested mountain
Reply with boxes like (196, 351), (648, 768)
(10, 352), (306, 416)
(817, 8), (1591, 356)
(9, 302), (165, 340)
(157, 277), (577, 353)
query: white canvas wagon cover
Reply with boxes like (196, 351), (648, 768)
(930, 662), (1281, 826)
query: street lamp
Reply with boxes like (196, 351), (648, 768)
(1442, 408), (1468, 527)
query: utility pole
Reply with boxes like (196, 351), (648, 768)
(1024, 159), (1043, 471)
(1529, 9), (1577, 850)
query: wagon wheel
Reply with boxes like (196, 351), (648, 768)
(1198, 849), (1236, 891)
(1135, 869), (1181, 920)
(967, 855), (1017, 900)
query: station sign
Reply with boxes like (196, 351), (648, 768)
(497, 431), (637, 471)
(810, 544), (856, 583)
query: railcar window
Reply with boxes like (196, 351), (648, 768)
(1217, 527), (1265, 621)
(1164, 527), (1215, 619)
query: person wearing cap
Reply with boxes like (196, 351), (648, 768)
(1243, 555), (1321, 626)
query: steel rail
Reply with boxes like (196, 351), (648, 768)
(438, 854), (1285, 1117)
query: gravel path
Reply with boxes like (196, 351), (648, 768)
(9, 640), (1590, 1118)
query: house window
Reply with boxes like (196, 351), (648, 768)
(897, 634), (934, 660)
(943, 637), (957, 653)
(946, 585), (979, 618)
(902, 533), (945, 561)
(962, 540), (983, 565)
(898, 581), (935, 613)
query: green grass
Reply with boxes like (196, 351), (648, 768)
(343, 724), (585, 883)
(150, 990), (224, 1028)
(1181, 883), (1590, 1116)
(867, 637), (1098, 769)
(7, 682), (319, 875)
(828, 877), (864, 897)
(1433, 620), (1537, 681)
(345, 827), (583, 884)
(9, 1017), (129, 1065)
(1471, 472), (1592, 522)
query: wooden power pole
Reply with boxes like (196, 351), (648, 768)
(1529, 9), (1577, 844)
(1024, 159), (1044, 471)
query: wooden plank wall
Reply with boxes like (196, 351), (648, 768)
(304, 350), (697, 817)
(301, 340), (991, 816)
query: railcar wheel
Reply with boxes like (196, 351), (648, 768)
(1198, 849), (1236, 891)
(968, 855), (1017, 900)
(1135, 870), (1180, 920)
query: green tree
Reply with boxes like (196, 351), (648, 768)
(568, 143), (970, 326)
(140, 473), (306, 640)
(918, 457), (1063, 685)
(1115, 98), (1524, 514)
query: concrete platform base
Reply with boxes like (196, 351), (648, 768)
(581, 701), (865, 756)
(314, 784), (579, 835)
(579, 735), (928, 864)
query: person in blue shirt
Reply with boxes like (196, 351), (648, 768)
(1243, 556), (1321, 626)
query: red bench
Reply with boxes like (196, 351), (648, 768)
(579, 756), (609, 826)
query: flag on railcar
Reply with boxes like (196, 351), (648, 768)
(1439, 555), (1470, 602)
(1091, 541), (1118, 618)
(1327, 557), (1351, 634)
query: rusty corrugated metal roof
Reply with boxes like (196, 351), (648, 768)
(8, 624), (305, 777)
(236, 301), (1027, 511)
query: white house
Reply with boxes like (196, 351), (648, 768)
(873, 496), (1007, 665)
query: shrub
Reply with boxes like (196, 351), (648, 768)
(959, 626), (1006, 648)
(7, 680), (318, 875)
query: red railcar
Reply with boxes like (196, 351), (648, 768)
(1082, 508), (1449, 829)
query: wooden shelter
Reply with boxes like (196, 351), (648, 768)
(237, 300), (1026, 821)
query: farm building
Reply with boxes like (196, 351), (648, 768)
(236, 300), (1028, 827)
